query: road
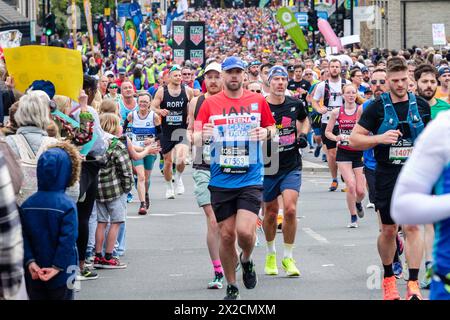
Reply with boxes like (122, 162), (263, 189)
(76, 151), (429, 300)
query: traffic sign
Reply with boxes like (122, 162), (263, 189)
(295, 12), (308, 27)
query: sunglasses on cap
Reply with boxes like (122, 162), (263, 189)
(170, 65), (182, 73)
(370, 79), (386, 85)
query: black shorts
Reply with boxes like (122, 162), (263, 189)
(160, 131), (187, 155)
(208, 185), (263, 223)
(375, 166), (402, 225)
(336, 147), (364, 168)
(321, 123), (338, 150)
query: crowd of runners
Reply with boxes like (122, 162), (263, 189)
(1, 6), (450, 301)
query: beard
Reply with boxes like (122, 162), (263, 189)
(417, 87), (437, 101)
(225, 81), (242, 91)
(249, 70), (259, 77)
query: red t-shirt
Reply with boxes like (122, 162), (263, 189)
(196, 90), (275, 129)
(196, 90), (275, 188)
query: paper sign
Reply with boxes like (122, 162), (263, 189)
(0, 30), (22, 48)
(4, 46), (83, 101)
(340, 35), (360, 46)
(432, 24), (447, 46)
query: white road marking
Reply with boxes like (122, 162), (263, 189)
(302, 227), (329, 244)
(344, 244), (356, 247)
(169, 274), (183, 277)
(322, 264), (335, 267)
(127, 216), (144, 219)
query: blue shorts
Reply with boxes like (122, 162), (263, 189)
(430, 279), (450, 300)
(132, 155), (156, 171)
(263, 170), (302, 202)
(313, 127), (322, 136)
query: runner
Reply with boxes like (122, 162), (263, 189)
(151, 65), (194, 199)
(262, 66), (309, 277)
(391, 110), (450, 300)
(127, 92), (160, 215)
(312, 59), (350, 191)
(195, 56), (276, 300)
(287, 64), (311, 102)
(325, 84), (365, 228)
(188, 62), (224, 289)
(349, 56), (431, 300)
(362, 68), (388, 210)
(435, 66), (450, 99)
(414, 63), (450, 289)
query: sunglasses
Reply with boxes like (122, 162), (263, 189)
(182, 73), (191, 76)
(370, 79), (386, 85)
(109, 85), (118, 89)
(304, 73), (313, 76)
(170, 65), (182, 73)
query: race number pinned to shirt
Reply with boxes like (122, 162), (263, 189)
(166, 110), (183, 125)
(389, 139), (413, 165)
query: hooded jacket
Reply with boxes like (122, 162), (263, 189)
(19, 142), (81, 289)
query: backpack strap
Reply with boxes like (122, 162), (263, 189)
(10, 134), (35, 161)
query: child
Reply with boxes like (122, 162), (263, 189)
(94, 113), (133, 269)
(20, 141), (81, 300)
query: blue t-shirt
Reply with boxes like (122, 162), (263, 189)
(362, 99), (376, 170)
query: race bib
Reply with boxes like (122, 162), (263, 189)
(389, 139), (413, 164)
(166, 115), (183, 123)
(202, 142), (211, 163)
(339, 134), (350, 146)
(219, 145), (249, 174)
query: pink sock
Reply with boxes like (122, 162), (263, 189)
(212, 260), (223, 274)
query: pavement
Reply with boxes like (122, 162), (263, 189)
(76, 150), (429, 300)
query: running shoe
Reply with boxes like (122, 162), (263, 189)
(322, 154), (327, 162)
(240, 253), (257, 289)
(224, 284), (240, 300)
(382, 276), (400, 300)
(314, 145), (322, 157)
(366, 202), (375, 209)
(277, 214), (283, 233)
(166, 186), (175, 199)
(101, 257), (127, 269)
(329, 181), (338, 192)
(341, 187), (348, 192)
(85, 256), (94, 268)
(356, 202), (365, 218)
(93, 256), (106, 269)
(127, 192), (133, 203)
(77, 267), (99, 281)
(393, 261), (403, 279)
(175, 177), (185, 195)
(420, 266), (432, 290)
(406, 280), (423, 300)
(308, 146), (314, 153)
(145, 193), (150, 209)
(208, 272), (224, 289)
(264, 253), (278, 275)
(281, 257), (300, 277)
(138, 203), (147, 215)
(347, 222), (358, 228)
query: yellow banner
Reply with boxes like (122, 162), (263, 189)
(4, 46), (83, 101)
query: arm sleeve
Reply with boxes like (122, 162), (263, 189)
(312, 82), (324, 101)
(52, 206), (78, 270)
(297, 100), (308, 121)
(358, 100), (379, 133)
(391, 115), (450, 225)
(260, 99), (276, 128)
(116, 145), (134, 194)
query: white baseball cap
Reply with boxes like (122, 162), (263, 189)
(205, 62), (222, 74)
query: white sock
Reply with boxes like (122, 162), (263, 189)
(175, 171), (182, 182)
(283, 243), (294, 259)
(278, 209), (284, 216)
(266, 240), (276, 255)
(166, 180), (173, 189)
